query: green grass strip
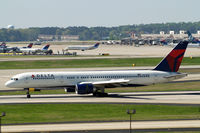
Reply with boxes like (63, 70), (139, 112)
(0, 57), (200, 69)
(0, 104), (200, 124)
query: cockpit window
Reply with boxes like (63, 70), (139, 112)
(13, 78), (18, 81)
(11, 78), (18, 81)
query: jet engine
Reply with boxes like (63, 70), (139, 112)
(75, 83), (94, 94)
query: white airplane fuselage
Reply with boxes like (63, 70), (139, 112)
(19, 48), (41, 53)
(66, 45), (98, 51)
(5, 70), (186, 89)
(19, 45), (49, 54)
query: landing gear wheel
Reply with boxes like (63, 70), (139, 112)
(26, 90), (31, 98)
(27, 94), (31, 98)
(93, 93), (97, 97)
(93, 92), (108, 97)
(102, 93), (108, 97)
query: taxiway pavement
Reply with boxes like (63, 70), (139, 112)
(2, 120), (200, 132)
(1, 91), (200, 105)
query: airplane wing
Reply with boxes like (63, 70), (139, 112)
(79, 79), (130, 88)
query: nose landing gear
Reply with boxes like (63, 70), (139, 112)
(24, 88), (31, 98)
(26, 91), (31, 98)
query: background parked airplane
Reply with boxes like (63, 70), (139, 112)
(0, 43), (33, 53)
(19, 43), (33, 49)
(19, 44), (50, 54)
(5, 41), (188, 98)
(0, 42), (20, 53)
(169, 31), (200, 47)
(0, 42), (6, 48)
(187, 31), (200, 44)
(0, 46), (19, 53)
(65, 43), (99, 51)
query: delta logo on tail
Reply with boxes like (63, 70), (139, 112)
(94, 43), (100, 48)
(42, 44), (50, 50)
(154, 41), (188, 72)
(21, 43), (33, 49)
(27, 43), (33, 48)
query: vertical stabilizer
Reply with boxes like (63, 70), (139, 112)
(27, 43), (33, 48)
(154, 41), (188, 72)
(94, 43), (100, 48)
(42, 44), (50, 50)
(187, 31), (194, 42)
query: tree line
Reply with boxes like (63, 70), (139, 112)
(1, 22), (200, 42)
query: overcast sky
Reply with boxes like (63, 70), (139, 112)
(0, 0), (199, 28)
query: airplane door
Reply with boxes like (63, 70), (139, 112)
(152, 74), (158, 84)
(60, 76), (64, 84)
(24, 77), (29, 84)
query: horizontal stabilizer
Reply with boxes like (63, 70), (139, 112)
(164, 73), (187, 80)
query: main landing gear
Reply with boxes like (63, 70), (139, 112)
(93, 92), (108, 97)
(93, 88), (108, 97)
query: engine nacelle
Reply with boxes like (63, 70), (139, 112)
(75, 83), (94, 94)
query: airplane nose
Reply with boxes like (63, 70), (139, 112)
(5, 80), (14, 88)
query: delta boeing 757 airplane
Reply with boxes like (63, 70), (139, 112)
(5, 41), (188, 98)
